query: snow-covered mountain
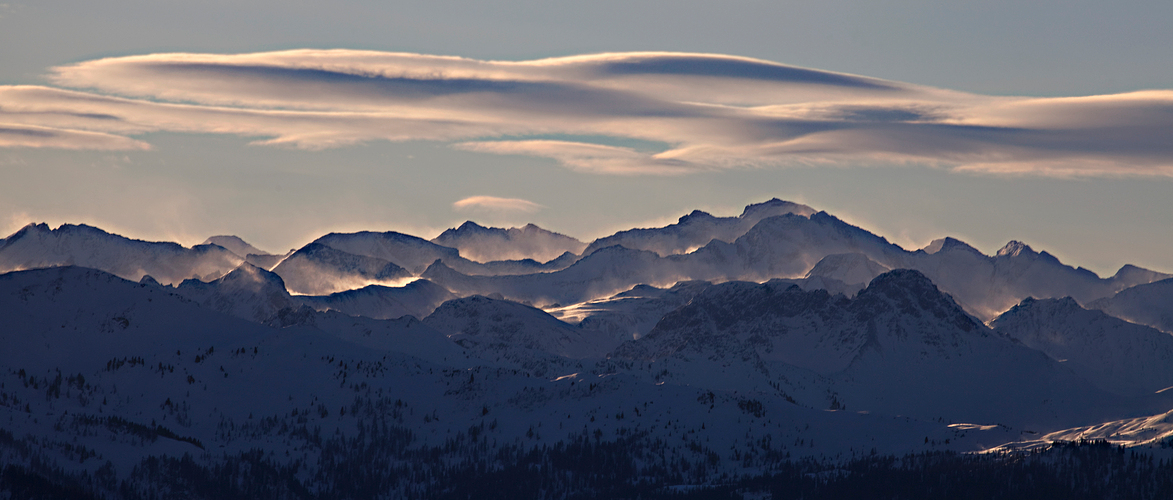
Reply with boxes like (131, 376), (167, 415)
(168, 261), (455, 322)
(174, 262), (298, 323)
(422, 245), (672, 306)
(0, 223), (242, 284)
(582, 198), (816, 257)
(200, 235), (268, 259)
(8, 200), (1165, 325)
(1088, 277), (1173, 334)
(613, 270), (1159, 430)
(991, 296), (1173, 397)
(420, 211), (907, 305)
(423, 295), (617, 373)
(202, 234), (290, 270)
(895, 238), (1170, 320)
(805, 252), (891, 288)
(432, 221), (586, 263)
(311, 229), (575, 278)
(271, 242), (413, 295)
(6, 264), (1031, 497)
(300, 278), (455, 320)
(426, 209), (1168, 322)
(311, 230), (468, 275)
(243, 251), (288, 270)
(550, 280), (714, 342)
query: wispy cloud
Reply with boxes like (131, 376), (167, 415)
(453, 196), (543, 213)
(0, 122), (150, 150)
(0, 50), (1171, 176)
(455, 140), (704, 175)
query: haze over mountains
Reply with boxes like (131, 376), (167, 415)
(3, 198), (1173, 498)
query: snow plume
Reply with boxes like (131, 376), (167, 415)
(0, 50), (1171, 176)
(453, 196), (543, 213)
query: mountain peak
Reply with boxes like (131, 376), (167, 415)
(219, 261), (287, 288)
(432, 221), (585, 263)
(922, 237), (980, 255)
(996, 240), (1035, 258)
(455, 220), (489, 232)
(739, 198), (815, 219)
(677, 209), (714, 223)
(863, 268), (937, 292)
(201, 235), (267, 258)
(855, 269), (978, 330)
(1, 222), (48, 246)
(1003, 295), (1081, 316)
(1109, 263), (1172, 284)
(805, 253), (891, 285)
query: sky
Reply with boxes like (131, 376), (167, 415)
(2, 0), (1173, 276)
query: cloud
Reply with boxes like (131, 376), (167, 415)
(0, 50), (1170, 176)
(0, 122), (150, 150)
(453, 196), (544, 213)
(456, 140), (704, 175)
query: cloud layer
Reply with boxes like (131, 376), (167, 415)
(1, 50), (1172, 176)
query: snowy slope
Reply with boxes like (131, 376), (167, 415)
(432, 221), (586, 263)
(991, 297), (1173, 397)
(0, 223), (242, 284)
(271, 242), (413, 295)
(992, 409), (1173, 451)
(1088, 277), (1173, 334)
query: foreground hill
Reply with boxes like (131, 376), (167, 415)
(3, 265), (1064, 499)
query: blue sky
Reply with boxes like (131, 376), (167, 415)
(2, 0), (1172, 275)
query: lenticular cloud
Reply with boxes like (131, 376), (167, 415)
(1, 49), (1172, 176)
(453, 196), (544, 213)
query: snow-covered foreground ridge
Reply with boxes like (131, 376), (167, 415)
(3, 198), (1173, 498)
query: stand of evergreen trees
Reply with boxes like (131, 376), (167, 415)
(4, 424), (1173, 500)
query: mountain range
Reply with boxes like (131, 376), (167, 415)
(3, 198), (1173, 498)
